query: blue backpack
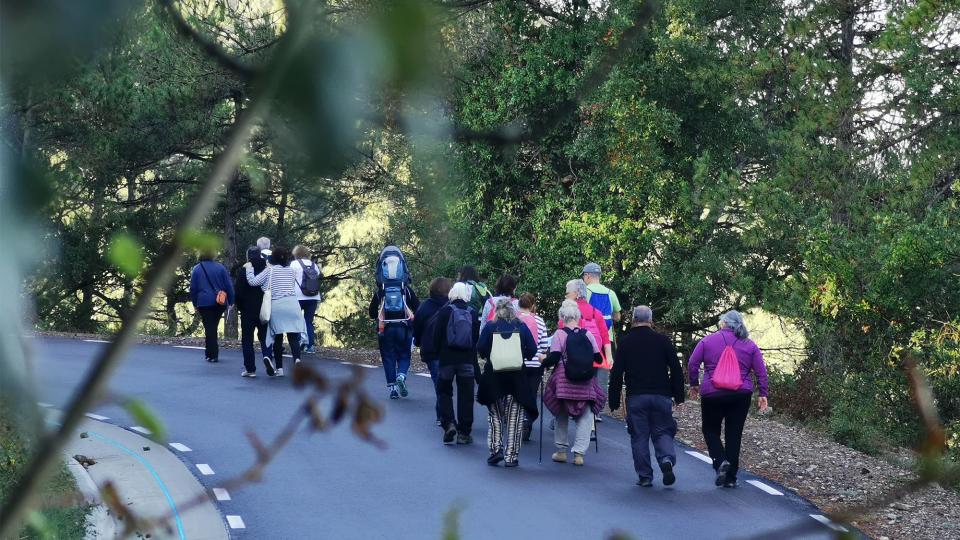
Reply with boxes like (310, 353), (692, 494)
(446, 305), (474, 350)
(588, 288), (614, 331)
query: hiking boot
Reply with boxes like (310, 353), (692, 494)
(389, 386), (400, 400)
(241, 371), (256, 378)
(442, 424), (457, 444)
(715, 461), (731, 487)
(660, 460), (676, 486)
(263, 356), (276, 377)
(573, 453), (585, 466)
(551, 451), (568, 463)
(487, 450), (504, 466)
(636, 478), (653, 488)
(456, 433), (473, 445)
(396, 374), (409, 397)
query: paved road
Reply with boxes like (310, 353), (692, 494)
(31, 338), (850, 539)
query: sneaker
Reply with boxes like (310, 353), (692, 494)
(636, 477), (653, 487)
(595, 414), (604, 423)
(715, 461), (731, 487)
(436, 419), (442, 427)
(504, 460), (519, 468)
(396, 374), (408, 398)
(304, 346), (316, 354)
(487, 450), (504, 466)
(443, 424), (457, 444)
(263, 356), (277, 377)
(551, 451), (567, 463)
(275, 367), (285, 377)
(294, 358), (302, 365)
(723, 479), (738, 488)
(389, 386), (400, 400)
(660, 460), (676, 486)
(210, 357), (219, 363)
(573, 453), (584, 466)
(241, 371), (256, 378)
(521, 421), (532, 442)
(456, 433), (473, 445)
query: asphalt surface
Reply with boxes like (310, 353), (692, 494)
(31, 337), (849, 540)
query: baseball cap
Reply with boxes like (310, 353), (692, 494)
(582, 262), (601, 274)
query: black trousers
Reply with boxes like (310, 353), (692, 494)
(240, 314), (269, 373)
(700, 392), (752, 480)
(272, 333), (301, 369)
(438, 363), (475, 435)
(198, 305), (226, 360)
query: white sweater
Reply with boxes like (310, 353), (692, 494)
(292, 259), (322, 301)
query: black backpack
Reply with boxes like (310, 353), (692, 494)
(561, 327), (596, 382)
(297, 260), (322, 297)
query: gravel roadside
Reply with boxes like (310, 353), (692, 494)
(34, 331), (960, 539)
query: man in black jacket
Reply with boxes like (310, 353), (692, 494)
(609, 306), (685, 487)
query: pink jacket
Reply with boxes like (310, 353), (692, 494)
(688, 328), (769, 397)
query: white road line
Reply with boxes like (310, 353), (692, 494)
(339, 361), (354, 365)
(810, 514), (848, 532)
(415, 373), (432, 378)
(196, 463), (215, 476)
(83, 339), (111, 343)
(684, 450), (713, 464)
(225, 515), (245, 529)
(130, 426), (152, 435)
(212, 488), (231, 501)
(169, 443), (192, 452)
(37, 402), (53, 408)
(84, 413), (109, 421)
(359, 364), (377, 369)
(173, 345), (205, 350)
(746, 480), (783, 496)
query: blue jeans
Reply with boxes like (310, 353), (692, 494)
(626, 394), (678, 481)
(425, 357), (441, 421)
(378, 324), (411, 385)
(299, 300), (318, 347)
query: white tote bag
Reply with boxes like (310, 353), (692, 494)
(259, 269), (272, 324)
(489, 331), (523, 372)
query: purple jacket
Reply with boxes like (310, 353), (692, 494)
(688, 328), (768, 397)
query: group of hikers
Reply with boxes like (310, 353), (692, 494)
(188, 237), (321, 377)
(370, 245), (770, 487)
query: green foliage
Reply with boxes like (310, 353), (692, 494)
(107, 233), (144, 278)
(124, 399), (167, 442)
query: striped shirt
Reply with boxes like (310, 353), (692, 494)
(519, 311), (551, 367)
(246, 265), (298, 300)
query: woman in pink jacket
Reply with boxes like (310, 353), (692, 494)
(688, 310), (769, 488)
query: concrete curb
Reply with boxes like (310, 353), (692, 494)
(64, 453), (118, 540)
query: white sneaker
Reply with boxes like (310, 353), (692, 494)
(275, 368), (285, 377)
(241, 371), (256, 378)
(295, 358), (302, 364)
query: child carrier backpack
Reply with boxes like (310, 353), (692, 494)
(489, 325), (523, 372)
(297, 260), (322, 297)
(561, 327), (596, 382)
(712, 333), (743, 390)
(587, 288), (614, 331)
(376, 245), (412, 323)
(446, 304), (474, 350)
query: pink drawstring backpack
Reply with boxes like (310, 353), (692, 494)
(712, 333), (743, 391)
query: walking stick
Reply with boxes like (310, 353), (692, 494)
(538, 375), (544, 463)
(594, 414), (599, 453)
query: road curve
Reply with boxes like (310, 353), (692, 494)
(30, 338), (851, 540)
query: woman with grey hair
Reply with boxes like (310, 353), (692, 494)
(561, 279), (612, 369)
(543, 300), (606, 466)
(476, 298), (539, 467)
(688, 310), (770, 488)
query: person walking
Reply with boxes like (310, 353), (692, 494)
(582, 263), (621, 392)
(189, 251), (234, 363)
(476, 298), (539, 467)
(608, 306), (684, 487)
(559, 279), (612, 367)
(292, 245), (322, 354)
(368, 246), (420, 399)
(431, 282), (481, 444)
(246, 246), (307, 377)
(479, 274), (519, 332)
(457, 265), (491, 315)
(517, 292), (549, 441)
(543, 300), (607, 466)
(413, 277), (452, 426)
(688, 310), (770, 488)
(233, 246), (273, 377)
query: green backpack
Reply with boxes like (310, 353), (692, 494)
(466, 280), (490, 314)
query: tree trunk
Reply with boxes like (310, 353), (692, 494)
(165, 289), (179, 335)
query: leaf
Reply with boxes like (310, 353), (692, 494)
(107, 233), (144, 278)
(124, 399), (167, 442)
(26, 510), (52, 540)
(182, 229), (222, 255)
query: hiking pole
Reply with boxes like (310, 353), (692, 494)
(538, 375), (544, 463)
(594, 414), (599, 453)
